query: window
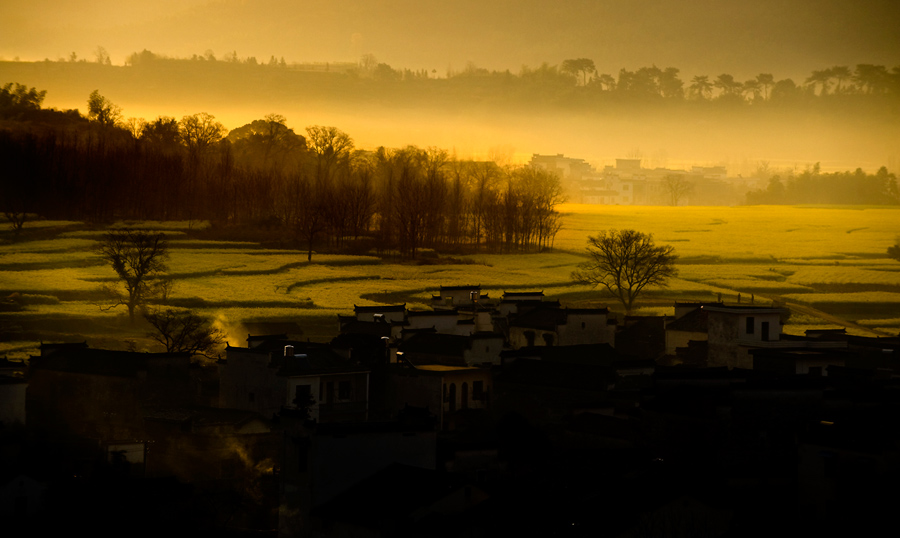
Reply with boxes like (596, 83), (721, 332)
(338, 380), (351, 400)
(746, 316), (755, 335)
(248, 392), (255, 403)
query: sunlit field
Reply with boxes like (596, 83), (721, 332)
(2, 204), (899, 358)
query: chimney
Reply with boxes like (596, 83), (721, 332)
(284, 345), (294, 357)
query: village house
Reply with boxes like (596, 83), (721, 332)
(508, 304), (615, 348)
(26, 344), (193, 473)
(431, 285), (490, 309)
(397, 331), (505, 368)
(379, 362), (493, 430)
(220, 338), (370, 423)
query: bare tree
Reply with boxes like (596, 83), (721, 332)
(178, 112), (227, 161)
(144, 308), (225, 358)
(571, 229), (678, 314)
(96, 230), (169, 322)
(305, 125), (354, 183)
(663, 175), (694, 206)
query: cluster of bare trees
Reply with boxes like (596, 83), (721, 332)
(0, 90), (565, 256)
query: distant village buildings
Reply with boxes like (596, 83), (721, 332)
(529, 154), (761, 205)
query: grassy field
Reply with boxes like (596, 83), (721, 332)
(2, 204), (899, 358)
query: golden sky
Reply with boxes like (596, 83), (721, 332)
(2, 0), (898, 78)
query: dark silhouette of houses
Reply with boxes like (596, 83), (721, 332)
(219, 337), (370, 423)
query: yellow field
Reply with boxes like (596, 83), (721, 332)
(2, 204), (899, 357)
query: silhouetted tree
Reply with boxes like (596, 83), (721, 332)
(305, 125), (353, 184)
(571, 229), (678, 314)
(663, 175), (694, 205)
(829, 66), (852, 93)
(756, 73), (774, 100)
(689, 75), (712, 100)
(144, 308), (225, 357)
(87, 90), (121, 127)
(178, 112), (226, 161)
(96, 230), (169, 323)
(0, 83), (46, 113)
(228, 114), (305, 171)
(888, 238), (900, 263)
(561, 58), (596, 86)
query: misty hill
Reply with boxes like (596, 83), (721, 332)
(2, 57), (899, 170)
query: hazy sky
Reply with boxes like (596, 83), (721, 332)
(2, 0), (899, 78)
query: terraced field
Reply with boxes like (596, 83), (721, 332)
(2, 204), (899, 358)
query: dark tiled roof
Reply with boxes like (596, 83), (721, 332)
(666, 308), (708, 332)
(408, 309), (459, 318)
(511, 306), (608, 331)
(354, 304), (406, 313)
(339, 319), (392, 338)
(400, 333), (470, 356)
(29, 348), (189, 377)
(232, 340), (369, 376)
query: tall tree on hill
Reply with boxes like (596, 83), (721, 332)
(561, 58), (596, 86)
(689, 75), (712, 100)
(756, 73), (774, 100)
(87, 90), (121, 127)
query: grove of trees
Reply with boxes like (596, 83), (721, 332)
(745, 165), (899, 205)
(0, 86), (565, 257)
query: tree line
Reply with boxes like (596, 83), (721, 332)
(745, 164), (899, 205)
(24, 50), (900, 109)
(0, 85), (564, 256)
